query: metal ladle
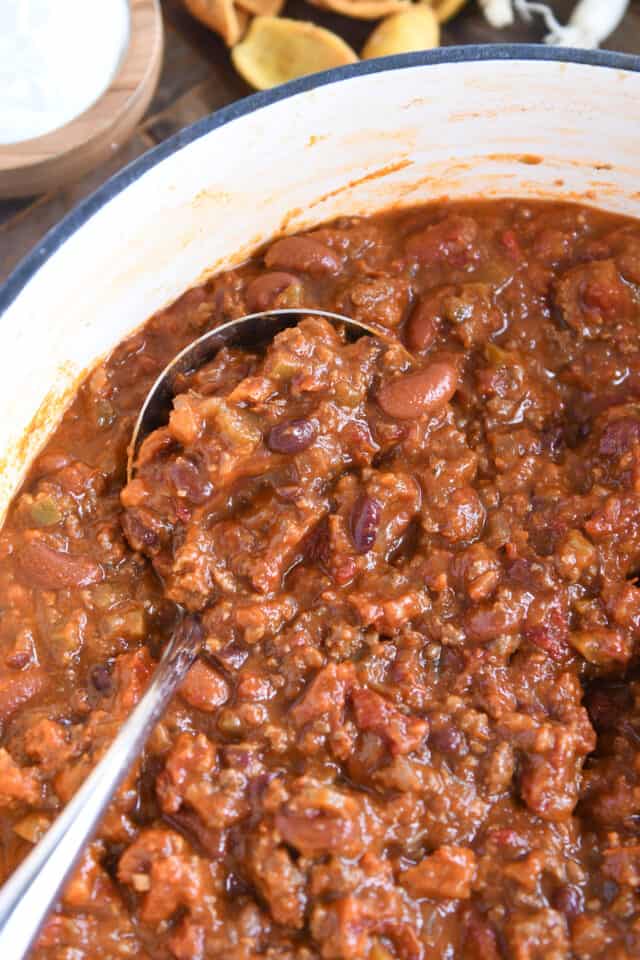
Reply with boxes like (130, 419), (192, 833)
(0, 308), (383, 957)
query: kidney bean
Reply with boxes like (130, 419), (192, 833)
(406, 289), (449, 350)
(246, 272), (300, 313)
(350, 494), (381, 554)
(6, 651), (31, 670)
(265, 236), (341, 276)
(540, 422), (565, 460)
(17, 540), (103, 590)
(179, 659), (229, 712)
(404, 215), (479, 266)
(211, 641), (249, 672)
(225, 872), (251, 898)
(584, 683), (632, 732)
(31, 451), (73, 479)
(376, 362), (458, 419)
(599, 417), (640, 457)
(267, 418), (317, 454)
(121, 509), (161, 554)
(168, 457), (212, 504)
(430, 723), (465, 756)
(91, 664), (112, 693)
(552, 884), (584, 919)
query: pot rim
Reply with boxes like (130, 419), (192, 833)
(1, 42), (639, 316)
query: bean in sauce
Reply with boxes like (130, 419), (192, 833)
(266, 418), (317, 454)
(376, 361), (458, 419)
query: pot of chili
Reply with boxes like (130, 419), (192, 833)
(0, 45), (640, 960)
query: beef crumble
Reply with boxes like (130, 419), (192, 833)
(2, 200), (640, 959)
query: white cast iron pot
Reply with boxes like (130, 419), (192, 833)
(1, 45), (639, 518)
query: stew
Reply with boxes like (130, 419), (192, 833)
(2, 199), (640, 959)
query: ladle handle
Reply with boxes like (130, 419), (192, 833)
(0, 615), (202, 959)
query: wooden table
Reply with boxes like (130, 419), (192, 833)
(1, 0), (638, 284)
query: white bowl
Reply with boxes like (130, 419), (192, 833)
(1, 45), (639, 518)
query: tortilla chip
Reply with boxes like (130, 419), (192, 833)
(235, 0), (285, 15)
(308, 0), (410, 21)
(182, 0), (248, 45)
(429, 0), (468, 22)
(362, 6), (439, 57)
(232, 16), (358, 90)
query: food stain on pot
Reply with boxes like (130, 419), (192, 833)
(402, 97), (433, 110)
(305, 134), (328, 147)
(189, 230), (270, 287)
(268, 158), (414, 236)
(306, 158), (413, 211)
(486, 153), (544, 165)
(448, 104), (530, 123)
(519, 154), (543, 165)
(0, 362), (84, 523)
(191, 189), (235, 209)
(487, 154), (622, 175)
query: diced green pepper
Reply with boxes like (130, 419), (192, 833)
(29, 496), (62, 527)
(91, 582), (126, 611)
(266, 355), (302, 381)
(209, 399), (262, 447)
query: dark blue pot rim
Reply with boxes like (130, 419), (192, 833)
(2, 42), (639, 316)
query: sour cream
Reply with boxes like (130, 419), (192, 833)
(0, 0), (130, 145)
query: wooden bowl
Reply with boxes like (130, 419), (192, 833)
(0, 0), (164, 199)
